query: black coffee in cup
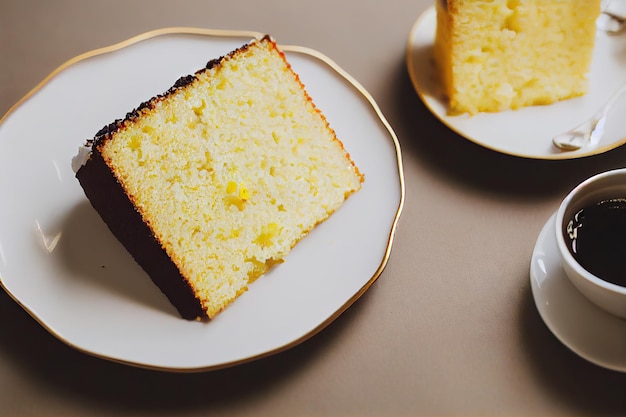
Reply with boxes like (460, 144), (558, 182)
(564, 198), (626, 288)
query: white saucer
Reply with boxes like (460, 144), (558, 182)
(407, 6), (626, 160)
(530, 213), (626, 372)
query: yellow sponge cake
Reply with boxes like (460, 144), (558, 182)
(74, 36), (363, 319)
(433, 0), (601, 115)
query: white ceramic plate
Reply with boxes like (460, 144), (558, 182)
(530, 213), (626, 372)
(0, 29), (404, 371)
(407, 6), (626, 160)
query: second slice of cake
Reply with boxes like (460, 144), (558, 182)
(74, 36), (363, 320)
(434, 0), (602, 115)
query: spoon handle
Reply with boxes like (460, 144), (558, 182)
(552, 82), (626, 151)
(599, 0), (626, 34)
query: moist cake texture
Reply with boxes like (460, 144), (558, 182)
(434, 0), (601, 115)
(74, 36), (363, 319)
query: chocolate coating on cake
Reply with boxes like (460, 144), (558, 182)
(76, 141), (206, 319)
(76, 35), (277, 320)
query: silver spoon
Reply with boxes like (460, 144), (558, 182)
(598, 0), (626, 34)
(552, 82), (626, 151)
(597, 12), (626, 34)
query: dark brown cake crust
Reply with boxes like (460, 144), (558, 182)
(75, 35), (277, 320)
(76, 146), (206, 320)
(89, 36), (272, 146)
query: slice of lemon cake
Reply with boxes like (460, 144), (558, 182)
(433, 0), (601, 115)
(73, 36), (363, 320)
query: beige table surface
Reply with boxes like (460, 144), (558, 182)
(1, 1), (626, 416)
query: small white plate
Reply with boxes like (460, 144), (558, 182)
(407, 6), (626, 160)
(0, 29), (404, 371)
(530, 213), (626, 372)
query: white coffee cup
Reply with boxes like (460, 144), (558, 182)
(555, 168), (626, 319)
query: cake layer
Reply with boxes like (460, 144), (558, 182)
(75, 36), (363, 319)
